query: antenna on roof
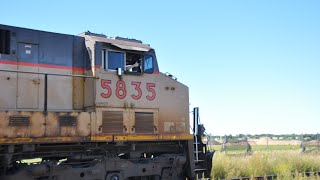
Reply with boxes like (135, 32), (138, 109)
(84, 31), (107, 38)
(114, 36), (143, 44)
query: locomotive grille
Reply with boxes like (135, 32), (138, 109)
(102, 111), (123, 134)
(9, 116), (30, 126)
(135, 112), (154, 133)
(59, 116), (77, 126)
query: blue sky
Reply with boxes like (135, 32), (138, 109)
(2, 0), (319, 135)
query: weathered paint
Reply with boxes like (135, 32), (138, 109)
(77, 112), (91, 136)
(72, 74), (84, 110)
(0, 111), (91, 139)
(0, 64), (17, 109)
(115, 134), (193, 141)
(0, 136), (89, 144)
(95, 70), (189, 135)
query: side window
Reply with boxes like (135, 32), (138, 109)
(0, 29), (10, 55)
(108, 51), (124, 71)
(144, 55), (153, 74)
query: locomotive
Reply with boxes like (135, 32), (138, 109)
(0, 24), (212, 180)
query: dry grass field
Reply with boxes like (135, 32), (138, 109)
(211, 149), (320, 180)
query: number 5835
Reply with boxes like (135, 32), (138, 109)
(100, 79), (156, 101)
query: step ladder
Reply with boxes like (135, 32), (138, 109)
(194, 134), (207, 179)
(193, 107), (209, 179)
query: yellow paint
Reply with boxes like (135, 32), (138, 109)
(159, 134), (193, 140)
(127, 135), (159, 141)
(114, 135), (128, 141)
(115, 134), (193, 141)
(90, 135), (113, 141)
(0, 134), (192, 144)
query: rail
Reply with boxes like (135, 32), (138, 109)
(0, 69), (96, 78)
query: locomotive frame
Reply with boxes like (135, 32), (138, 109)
(0, 24), (211, 180)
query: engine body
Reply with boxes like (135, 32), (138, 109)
(0, 24), (210, 180)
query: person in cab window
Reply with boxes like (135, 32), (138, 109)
(126, 61), (140, 72)
(126, 54), (142, 73)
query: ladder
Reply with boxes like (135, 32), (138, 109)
(194, 135), (207, 179)
(193, 107), (210, 179)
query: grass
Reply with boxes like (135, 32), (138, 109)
(211, 150), (320, 180)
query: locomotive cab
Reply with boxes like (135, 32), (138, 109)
(81, 32), (190, 139)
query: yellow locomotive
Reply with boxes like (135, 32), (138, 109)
(0, 24), (212, 180)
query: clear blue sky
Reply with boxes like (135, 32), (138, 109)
(2, 0), (319, 135)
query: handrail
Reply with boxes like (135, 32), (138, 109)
(0, 69), (96, 78)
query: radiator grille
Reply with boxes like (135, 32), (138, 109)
(135, 112), (154, 133)
(9, 116), (30, 126)
(102, 111), (123, 134)
(59, 116), (77, 126)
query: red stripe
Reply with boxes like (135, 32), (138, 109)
(0, 59), (93, 72)
(0, 60), (17, 65)
(152, 71), (160, 74)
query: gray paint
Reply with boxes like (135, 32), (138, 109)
(39, 32), (73, 67)
(16, 28), (40, 45)
(94, 42), (103, 66)
(1, 24), (158, 72)
(0, 24), (86, 69)
(18, 43), (39, 64)
(72, 36), (86, 69)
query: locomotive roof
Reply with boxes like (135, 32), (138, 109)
(0, 24), (153, 52)
(81, 33), (153, 52)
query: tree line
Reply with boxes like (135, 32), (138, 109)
(210, 133), (320, 141)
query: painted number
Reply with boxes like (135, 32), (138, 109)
(131, 81), (142, 100)
(146, 83), (156, 101)
(100, 79), (112, 98)
(100, 79), (156, 101)
(116, 80), (127, 99)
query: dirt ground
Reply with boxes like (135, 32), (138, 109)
(248, 137), (301, 145)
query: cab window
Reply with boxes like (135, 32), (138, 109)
(108, 51), (124, 71)
(144, 55), (153, 74)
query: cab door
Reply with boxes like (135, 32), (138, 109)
(17, 43), (39, 109)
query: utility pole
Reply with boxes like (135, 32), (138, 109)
(317, 133), (320, 151)
(266, 135), (269, 150)
(246, 135), (249, 154)
(301, 134), (305, 152)
(223, 134), (227, 153)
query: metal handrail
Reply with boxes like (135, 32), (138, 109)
(0, 69), (96, 78)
